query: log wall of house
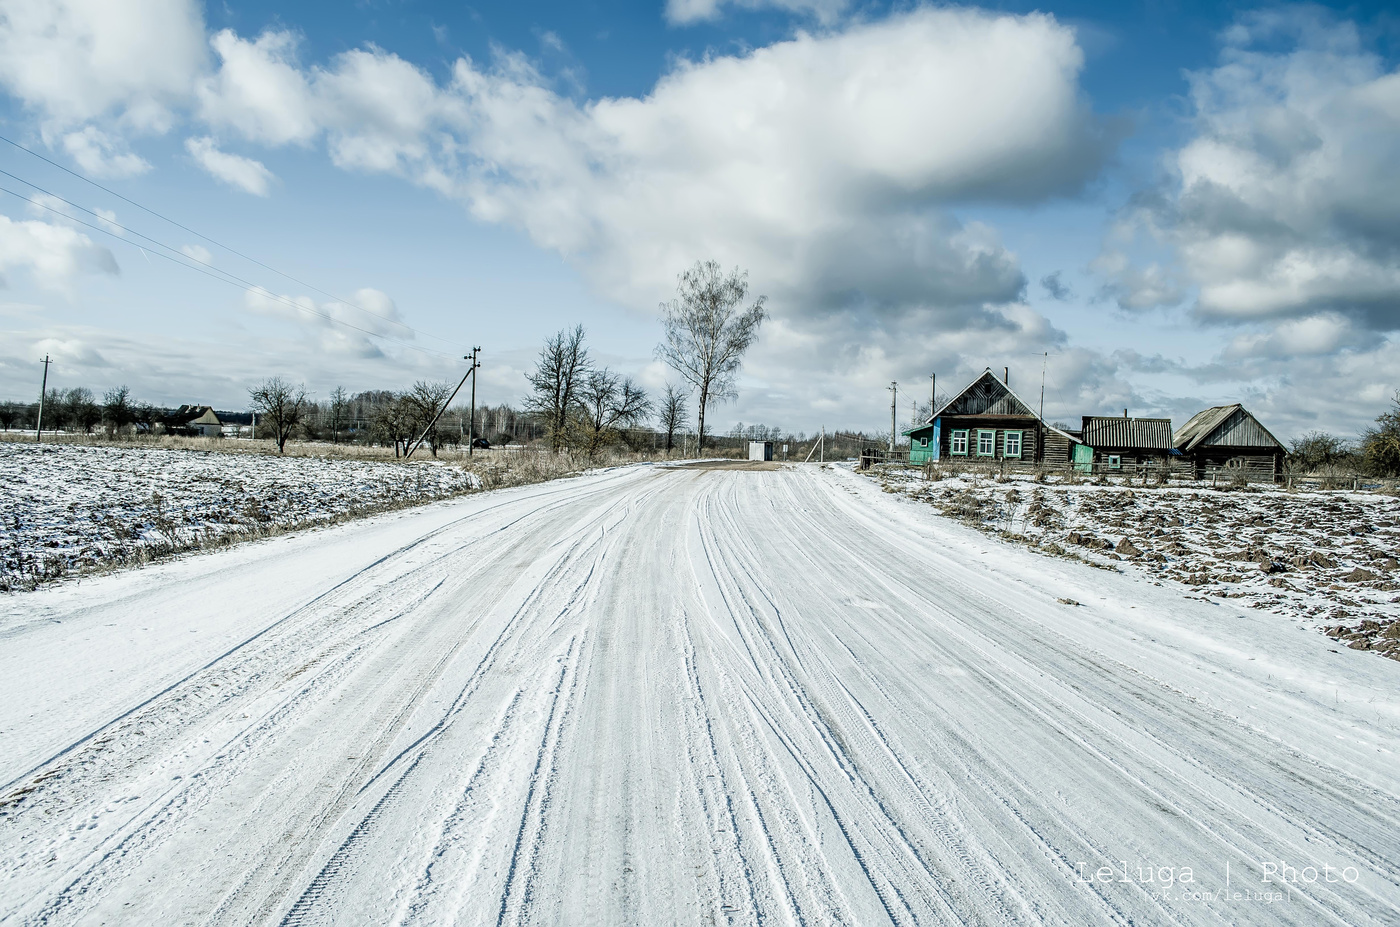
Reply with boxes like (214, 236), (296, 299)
(1193, 449), (1283, 482)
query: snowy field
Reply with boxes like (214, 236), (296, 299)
(2, 462), (1399, 925)
(871, 467), (1400, 660)
(0, 443), (481, 591)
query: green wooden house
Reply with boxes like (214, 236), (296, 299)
(903, 368), (1075, 467)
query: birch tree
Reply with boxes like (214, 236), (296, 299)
(657, 261), (766, 451)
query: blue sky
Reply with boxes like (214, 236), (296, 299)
(1, 0), (1398, 440)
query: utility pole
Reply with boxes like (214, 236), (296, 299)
(1038, 351), (1048, 423)
(467, 346), (481, 457)
(406, 351), (478, 459)
(35, 355), (51, 443)
(888, 381), (898, 452)
(929, 373), (936, 419)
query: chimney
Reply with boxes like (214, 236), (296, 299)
(1003, 366), (1009, 385)
(1124, 408), (1129, 418)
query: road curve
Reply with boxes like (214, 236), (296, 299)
(1, 462), (1398, 926)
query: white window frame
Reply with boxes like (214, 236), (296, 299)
(1107, 454), (1122, 470)
(1004, 431), (1022, 458)
(919, 437), (928, 447)
(976, 429), (995, 457)
(950, 430), (969, 456)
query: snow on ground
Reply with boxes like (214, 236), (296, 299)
(868, 466), (1400, 659)
(1, 461), (1398, 925)
(0, 442), (481, 591)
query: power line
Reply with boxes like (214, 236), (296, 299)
(0, 183), (457, 358)
(0, 132), (467, 350)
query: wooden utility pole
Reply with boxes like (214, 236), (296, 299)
(35, 355), (50, 443)
(1039, 352), (1048, 422)
(406, 352), (477, 459)
(467, 346), (481, 457)
(929, 373), (936, 418)
(888, 381), (898, 452)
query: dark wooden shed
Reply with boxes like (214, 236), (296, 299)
(1173, 405), (1286, 482)
(1078, 415), (1181, 474)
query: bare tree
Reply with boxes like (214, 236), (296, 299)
(403, 380), (454, 457)
(524, 325), (591, 452)
(578, 369), (651, 456)
(328, 386), (349, 445)
(369, 393), (414, 457)
(249, 377), (307, 453)
(657, 261), (766, 451)
(64, 387), (101, 434)
(659, 383), (690, 454)
(102, 386), (134, 435)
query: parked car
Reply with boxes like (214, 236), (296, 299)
(471, 437), (490, 449)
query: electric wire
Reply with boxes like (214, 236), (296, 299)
(0, 132), (466, 350)
(0, 183), (457, 358)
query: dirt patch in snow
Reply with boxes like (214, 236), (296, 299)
(0, 443), (483, 591)
(869, 467), (1400, 661)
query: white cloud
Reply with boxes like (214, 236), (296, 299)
(59, 126), (150, 177)
(242, 285), (409, 357)
(185, 136), (275, 196)
(665, 0), (850, 26)
(1222, 312), (1365, 359)
(0, 0), (205, 131)
(0, 213), (118, 290)
(1103, 9), (1400, 330)
(179, 7), (1109, 423)
(0, 4), (1118, 427)
(196, 29), (318, 146)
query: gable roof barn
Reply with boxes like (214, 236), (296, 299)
(1173, 404), (1284, 452)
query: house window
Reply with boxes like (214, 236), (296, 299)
(976, 429), (995, 457)
(1004, 431), (1022, 458)
(1107, 454), (1122, 470)
(919, 437), (928, 447)
(950, 430), (969, 455)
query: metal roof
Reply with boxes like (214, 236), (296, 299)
(1172, 405), (1284, 451)
(1080, 416), (1173, 450)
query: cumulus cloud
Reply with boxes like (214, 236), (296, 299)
(185, 136), (275, 196)
(0, 3), (1119, 426)
(242, 285), (410, 357)
(196, 29), (318, 146)
(0, 0), (205, 132)
(0, 213), (119, 289)
(1103, 9), (1400, 330)
(176, 7), (1111, 419)
(665, 0), (850, 26)
(59, 126), (150, 177)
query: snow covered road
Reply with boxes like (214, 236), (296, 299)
(2, 462), (1399, 926)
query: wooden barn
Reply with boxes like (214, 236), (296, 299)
(904, 368), (1075, 467)
(1172, 404), (1286, 482)
(1076, 415), (1182, 474)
